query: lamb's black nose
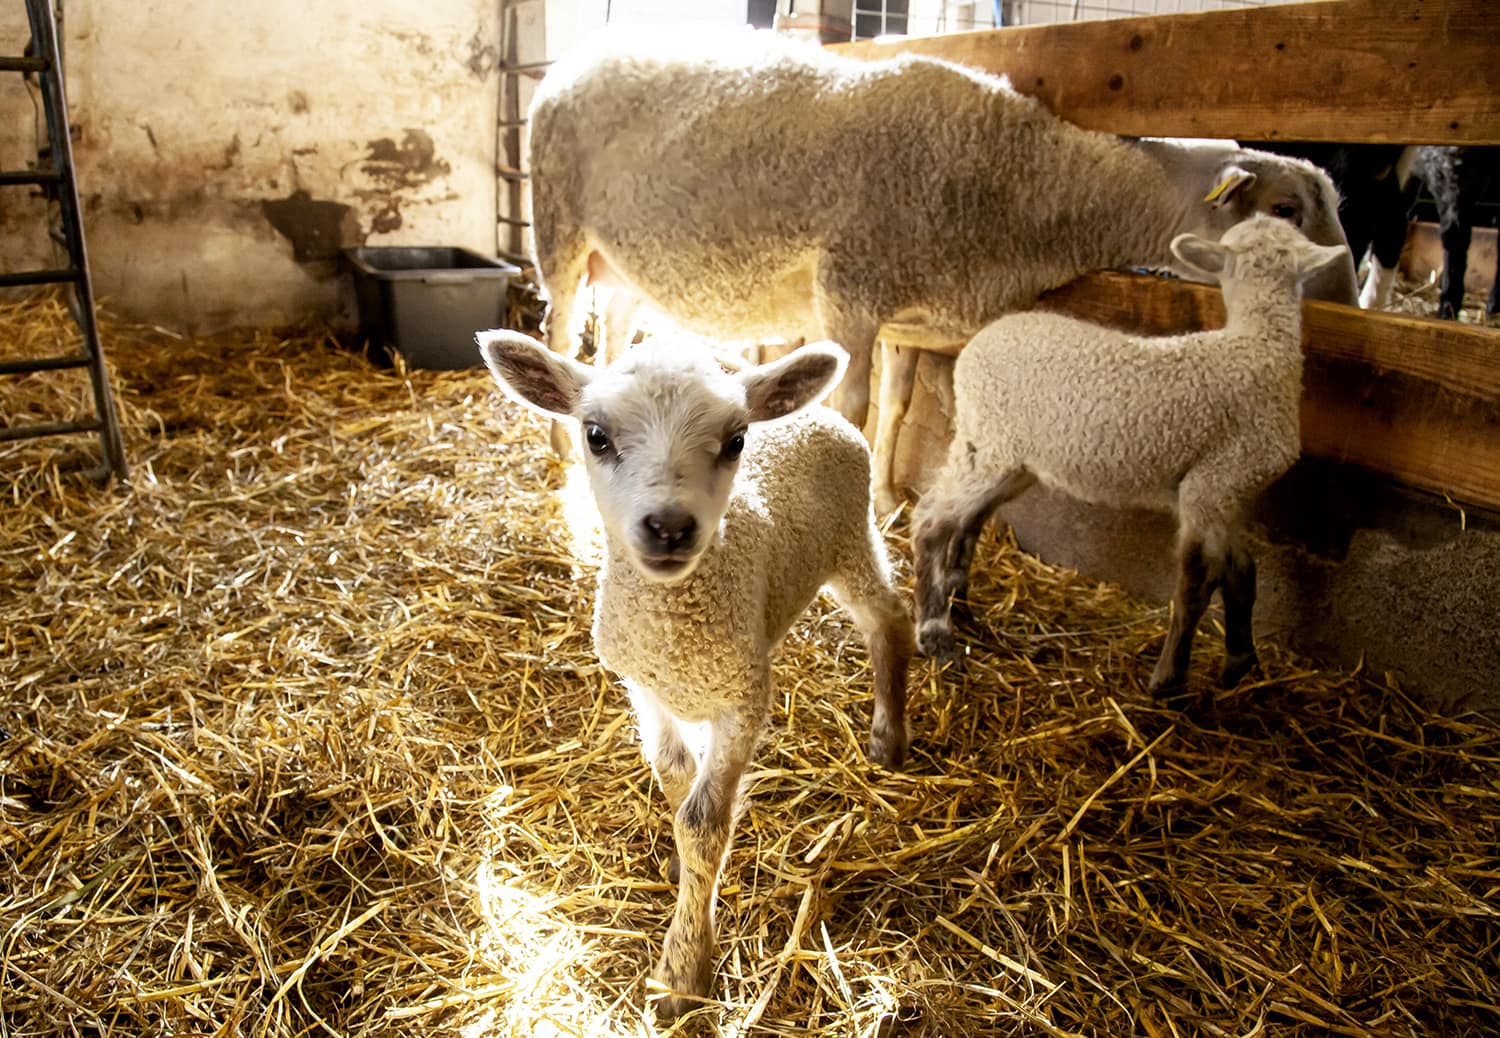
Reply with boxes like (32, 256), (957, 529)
(642, 511), (698, 553)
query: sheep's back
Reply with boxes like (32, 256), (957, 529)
(954, 312), (1300, 509)
(527, 32), (1110, 339)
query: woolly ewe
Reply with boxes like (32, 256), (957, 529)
(523, 28), (1359, 509)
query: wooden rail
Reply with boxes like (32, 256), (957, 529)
(838, 0), (1500, 513)
(838, 0), (1500, 145)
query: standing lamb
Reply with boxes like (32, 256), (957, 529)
(477, 329), (913, 1019)
(913, 216), (1346, 703)
(524, 28), (1360, 509)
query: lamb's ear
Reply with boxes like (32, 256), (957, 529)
(1204, 165), (1257, 209)
(740, 340), (849, 423)
(476, 330), (592, 419)
(1297, 242), (1351, 278)
(1170, 233), (1230, 278)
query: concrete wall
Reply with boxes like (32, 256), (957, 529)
(1, 0), (500, 332)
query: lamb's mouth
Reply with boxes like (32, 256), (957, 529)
(638, 555), (696, 580)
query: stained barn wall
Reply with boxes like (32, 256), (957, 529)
(1, 0), (500, 332)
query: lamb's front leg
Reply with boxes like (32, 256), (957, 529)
(626, 682), (696, 812)
(654, 702), (764, 1020)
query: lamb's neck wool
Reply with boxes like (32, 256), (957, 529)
(590, 409), (876, 723)
(1221, 280), (1306, 352)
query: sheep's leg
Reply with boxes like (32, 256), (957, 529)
(1219, 541), (1260, 689)
(1360, 197), (1412, 310)
(943, 470), (1033, 624)
(812, 262), (881, 430)
(601, 287), (642, 366)
(1148, 532), (1223, 705)
(872, 342), (920, 515)
(1436, 204), (1473, 320)
(625, 683), (698, 885)
(828, 552), (914, 769)
(532, 230), (591, 456)
(655, 704), (763, 1020)
(913, 454), (1033, 661)
(625, 683), (696, 811)
(831, 335), (878, 433)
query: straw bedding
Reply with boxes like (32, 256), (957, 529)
(2, 292), (1497, 1038)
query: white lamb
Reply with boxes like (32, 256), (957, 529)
(912, 215), (1347, 703)
(476, 328), (913, 1019)
(524, 28), (1360, 510)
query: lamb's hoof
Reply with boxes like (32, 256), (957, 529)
(917, 620), (957, 663)
(667, 852), (681, 885)
(1148, 664), (1196, 708)
(1150, 676), (1210, 715)
(652, 956), (712, 1021)
(868, 727), (908, 771)
(1220, 650), (1260, 689)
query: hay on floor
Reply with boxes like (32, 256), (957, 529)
(2, 293), (1497, 1037)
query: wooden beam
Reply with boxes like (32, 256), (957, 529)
(836, 0), (1500, 145)
(1035, 272), (1500, 513)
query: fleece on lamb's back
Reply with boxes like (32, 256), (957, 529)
(527, 28), (1359, 434)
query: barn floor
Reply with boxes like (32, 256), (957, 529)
(2, 294), (1498, 1038)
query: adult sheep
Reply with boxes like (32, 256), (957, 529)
(526, 29), (1359, 508)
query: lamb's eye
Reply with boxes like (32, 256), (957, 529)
(720, 432), (746, 462)
(1270, 202), (1299, 222)
(584, 423), (611, 456)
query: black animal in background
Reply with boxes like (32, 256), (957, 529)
(1413, 146), (1500, 320)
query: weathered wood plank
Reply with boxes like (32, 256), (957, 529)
(836, 0), (1500, 145)
(1034, 271), (1500, 512)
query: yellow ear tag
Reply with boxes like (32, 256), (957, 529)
(1203, 173), (1248, 204)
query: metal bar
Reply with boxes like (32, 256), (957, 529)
(496, 215), (531, 227)
(0, 55), (47, 71)
(0, 418), (103, 443)
(496, 118), (529, 128)
(0, 169), (62, 186)
(0, 353), (91, 375)
(0, 267), (80, 286)
(500, 59), (553, 75)
(21, 0), (128, 480)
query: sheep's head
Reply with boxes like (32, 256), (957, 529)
(1192, 147), (1358, 303)
(1170, 214), (1349, 293)
(478, 330), (846, 584)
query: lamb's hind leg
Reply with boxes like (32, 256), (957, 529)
(655, 703), (764, 1020)
(829, 543), (915, 769)
(913, 450), (1033, 661)
(1148, 527), (1224, 706)
(1219, 539), (1260, 688)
